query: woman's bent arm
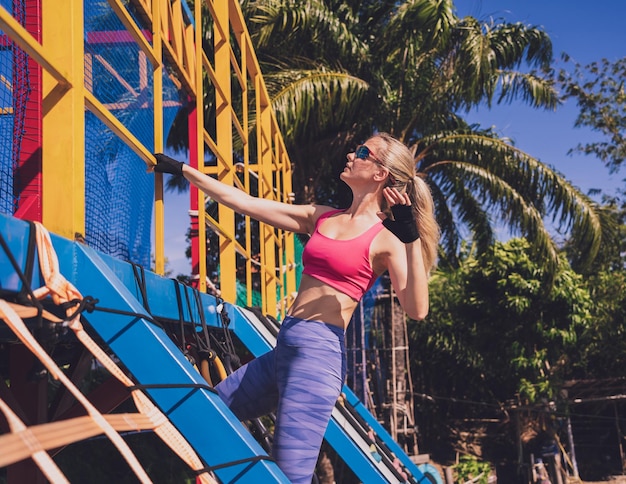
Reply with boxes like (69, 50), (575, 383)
(386, 238), (429, 320)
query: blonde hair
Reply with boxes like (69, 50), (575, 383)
(369, 133), (440, 274)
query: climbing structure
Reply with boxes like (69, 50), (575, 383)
(0, 0), (443, 482)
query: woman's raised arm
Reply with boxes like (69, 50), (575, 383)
(153, 153), (323, 234)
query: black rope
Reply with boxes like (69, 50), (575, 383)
(128, 382), (217, 395)
(61, 295), (100, 321)
(172, 280), (189, 358)
(18, 221), (37, 306)
(0, 227), (44, 322)
(217, 298), (235, 349)
(215, 298), (240, 371)
(195, 455), (275, 474)
(85, 303), (166, 331)
(0, 231), (163, 334)
(131, 263), (151, 314)
(193, 287), (213, 355)
(183, 283), (209, 352)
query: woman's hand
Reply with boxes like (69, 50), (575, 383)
(379, 187), (420, 243)
(152, 153), (184, 176)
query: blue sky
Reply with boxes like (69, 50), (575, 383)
(456, 0), (626, 195)
(161, 1), (626, 276)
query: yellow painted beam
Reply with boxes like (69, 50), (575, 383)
(0, 4), (69, 86)
(257, 81), (278, 316)
(153, 0), (165, 276)
(108, 0), (159, 66)
(6, 0), (298, 314)
(213, 0), (236, 303)
(195, 0), (207, 293)
(42, 0), (85, 239)
(84, 90), (153, 164)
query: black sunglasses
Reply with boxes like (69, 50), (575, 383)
(355, 145), (384, 165)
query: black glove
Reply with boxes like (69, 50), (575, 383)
(383, 204), (420, 243)
(153, 153), (184, 176)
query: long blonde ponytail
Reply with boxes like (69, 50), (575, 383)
(371, 133), (440, 274)
(409, 175), (440, 274)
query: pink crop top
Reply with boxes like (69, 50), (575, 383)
(302, 209), (385, 300)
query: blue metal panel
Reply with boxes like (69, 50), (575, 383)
(325, 416), (395, 482)
(0, 214), (39, 294)
(67, 242), (289, 483)
(344, 386), (428, 480)
(91, 251), (232, 335)
(227, 306), (278, 356)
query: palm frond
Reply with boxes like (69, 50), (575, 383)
(486, 21), (553, 70)
(496, 70), (559, 109)
(264, 70), (371, 143)
(164, 173), (189, 194)
(445, 18), (555, 109)
(431, 169), (496, 254)
(426, 159), (560, 273)
(249, 0), (368, 64)
(420, 133), (603, 268)
(384, 0), (455, 51)
(428, 180), (461, 262)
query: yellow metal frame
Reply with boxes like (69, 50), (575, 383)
(0, 0), (297, 318)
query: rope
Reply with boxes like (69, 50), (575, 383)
(163, 280), (232, 385)
(131, 263), (152, 314)
(2, 300), (63, 322)
(128, 383), (217, 394)
(173, 279), (190, 360)
(0, 408), (168, 467)
(0, 221), (219, 484)
(0, 298), (152, 483)
(199, 454), (275, 473)
(0, 397), (69, 483)
(32, 222), (218, 484)
(0, 228), (45, 320)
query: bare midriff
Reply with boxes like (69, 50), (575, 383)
(287, 274), (360, 330)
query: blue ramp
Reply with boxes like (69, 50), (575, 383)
(0, 213), (288, 484)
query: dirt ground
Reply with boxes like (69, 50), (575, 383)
(578, 479), (626, 484)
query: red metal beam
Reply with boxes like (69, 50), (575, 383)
(14, 0), (42, 222)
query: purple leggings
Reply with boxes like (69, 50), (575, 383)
(215, 315), (346, 483)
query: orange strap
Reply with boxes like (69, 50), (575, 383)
(0, 409), (157, 468)
(31, 221), (217, 484)
(0, 299), (152, 483)
(0, 397), (69, 483)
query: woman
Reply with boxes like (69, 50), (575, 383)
(153, 132), (439, 483)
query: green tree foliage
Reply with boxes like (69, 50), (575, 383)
(558, 56), (626, 173)
(412, 238), (593, 406)
(556, 56), (626, 271)
(553, 53), (626, 412)
(244, 0), (562, 207)
(580, 269), (626, 379)
(409, 238), (596, 460)
(454, 454), (492, 484)
(573, 190), (626, 378)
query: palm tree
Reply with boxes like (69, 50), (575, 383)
(167, 0), (603, 270)
(245, 0), (602, 270)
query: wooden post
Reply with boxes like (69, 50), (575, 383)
(7, 345), (47, 484)
(565, 414), (579, 478)
(615, 402), (625, 474)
